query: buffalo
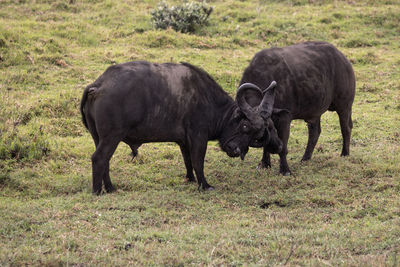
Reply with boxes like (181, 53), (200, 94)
(240, 41), (355, 175)
(81, 61), (280, 194)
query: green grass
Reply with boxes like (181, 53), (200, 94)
(1, 0), (400, 265)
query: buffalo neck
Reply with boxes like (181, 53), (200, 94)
(210, 99), (238, 141)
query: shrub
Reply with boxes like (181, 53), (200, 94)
(150, 1), (213, 33)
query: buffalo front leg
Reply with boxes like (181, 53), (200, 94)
(259, 147), (272, 169)
(189, 140), (213, 191)
(277, 119), (291, 176)
(91, 139), (120, 195)
(179, 144), (196, 182)
(301, 118), (321, 161)
(338, 110), (353, 156)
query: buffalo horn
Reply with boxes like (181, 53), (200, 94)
(258, 81), (277, 120)
(236, 83), (264, 127)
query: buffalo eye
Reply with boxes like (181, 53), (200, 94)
(241, 124), (250, 133)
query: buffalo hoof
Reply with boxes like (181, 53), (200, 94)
(186, 176), (196, 183)
(92, 188), (103, 195)
(301, 156), (311, 162)
(198, 184), (214, 192)
(105, 185), (116, 193)
(281, 171), (291, 176)
(257, 161), (271, 169)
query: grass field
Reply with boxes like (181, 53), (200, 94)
(1, 0), (400, 265)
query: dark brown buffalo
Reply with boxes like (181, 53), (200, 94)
(81, 61), (280, 194)
(240, 41), (355, 175)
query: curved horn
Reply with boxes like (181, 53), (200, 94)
(236, 83), (264, 125)
(237, 83), (263, 96)
(262, 80), (277, 94)
(258, 81), (277, 120)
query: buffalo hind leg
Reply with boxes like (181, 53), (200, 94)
(87, 121), (114, 193)
(302, 117), (321, 161)
(338, 110), (353, 156)
(91, 138), (120, 195)
(103, 163), (115, 193)
(179, 144), (196, 182)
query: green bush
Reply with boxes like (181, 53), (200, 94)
(150, 1), (213, 33)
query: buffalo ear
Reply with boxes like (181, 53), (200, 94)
(271, 108), (291, 124)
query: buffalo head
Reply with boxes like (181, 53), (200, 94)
(219, 81), (279, 160)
